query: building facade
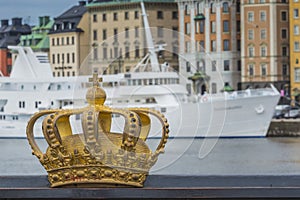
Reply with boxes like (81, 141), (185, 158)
(85, 0), (178, 75)
(241, 0), (289, 92)
(290, 0), (300, 103)
(0, 18), (31, 76)
(48, 1), (89, 77)
(177, 0), (241, 95)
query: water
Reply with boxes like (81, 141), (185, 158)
(1, 137), (300, 176)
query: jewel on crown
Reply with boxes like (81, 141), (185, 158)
(26, 73), (169, 187)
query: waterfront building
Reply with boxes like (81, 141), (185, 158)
(241, 0), (290, 92)
(176, 0), (241, 95)
(48, 1), (89, 77)
(290, 0), (300, 104)
(0, 18), (31, 76)
(84, 0), (178, 75)
(19, 16), (53, 53)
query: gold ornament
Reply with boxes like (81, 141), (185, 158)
(26, 73), (169, 187)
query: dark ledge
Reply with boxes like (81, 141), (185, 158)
(1, 175), (300, 199)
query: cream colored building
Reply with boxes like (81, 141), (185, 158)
(49, 1), (90, 77)
(177, 0), (241, 95)
(84, 0), (179, 75)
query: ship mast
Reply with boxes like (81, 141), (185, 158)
(132, 2), (161, 72)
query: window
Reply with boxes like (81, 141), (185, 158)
(93, 48), (98, 60)
(114, 47), (118, 58)
(103, 13), (107, 21)
(237, 60), (241, 71)
(199, 40), (205, 52)
(185, 23), (190, 34)
(261, 64), (267, 76)
(113, 12), (118, 21)
(103, 29), (107, 40)
(248, 0), (254, 3)
(260, 29), (266, 39)
(281, 29), (287, 39)
(210, 3), (215, 13)
(248, 29), (254, 40)
(281, 11), (287, 21)
(158, 27), (163, 37)
(224, 60), (230, 71)
(93, 30), (97, 40)
(125, 28), (129, 38)
(93, 14), (97, 22)
(186, 62), (191, 72)
(212, 83), (217, 94)
(72, 36), (74, 45)
(248, 64), (254, 76)
(211, 21), (216, 33)
(212, 61), (217, 71)
(248, 12), (254, 22)
(57, 54), (60, 64)
(52, 38), (55, 46)
(125, 11), (129, 20)
(295, 68), (300, 82)
(260, 11), (266, 21)
(103, 47), (107, 59)
(172, 11), (178, 19)
(295, 41), (300, 51)
(52, 54), (55, 64)
(72, 53), (75, 63)
(135, 46), (140, 58)
(211, 40), (216, 51)
(125, 46), (130, 58)
(67, 53), (70, 63)
(282, 46), (288, 56)
(260, 0), (265, 3)
(134, 11), (139, 19)
(223, 20), (229, 32)
(185, 5), (190, 15)
(294, 9), (299, 18)
(56, 38), (60, 46)
(157, 11), (163, 19)
(172, 26), (178, 38)
(114, 28), (118, 41)
(294, 25), (300, 35)
(66, 37), (69, 45)
(237, 21), (241, 32)
(223, 40), (230, 51)
(223, 2), (229, 13)
(282, 64), (288, 76)
(261, 46), (267, 57)
(249, 46), (254, 57)
(135, 27), (139, 37)
(200, 21), (204, 33)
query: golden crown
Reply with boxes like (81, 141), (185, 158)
(26, 73), (169, 187)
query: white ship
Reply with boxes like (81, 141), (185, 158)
(0, 3), (280, 138)
(0, 44), (280, 138)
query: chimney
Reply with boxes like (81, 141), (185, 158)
(79, 1), (86, 6)
(12, 18), (22, 26)
(1, 19), (9, 27)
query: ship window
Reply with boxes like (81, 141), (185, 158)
(57, 85), (61, 90)
(135, 99), (141, 103)
(155, 79), (159, 85)
(149, 79), (153, 85)
(19, 101), (25, 108)
(33, 85), (36, 90)
(133, 79), (136, 85)
(138, 79), (142, 85)
(21, 85), (24, 90)
(161, 107), (167, 113)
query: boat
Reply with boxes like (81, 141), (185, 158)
(0, 3), (280, 138)
(0, 44), (280, 138)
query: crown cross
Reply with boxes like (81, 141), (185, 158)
(89, 73), (103, 86)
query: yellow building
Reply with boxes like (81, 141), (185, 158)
(84, 0), (179, 75)
(290, 0), (300, 103)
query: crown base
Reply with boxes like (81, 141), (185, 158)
(48, 165), (148, 188)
